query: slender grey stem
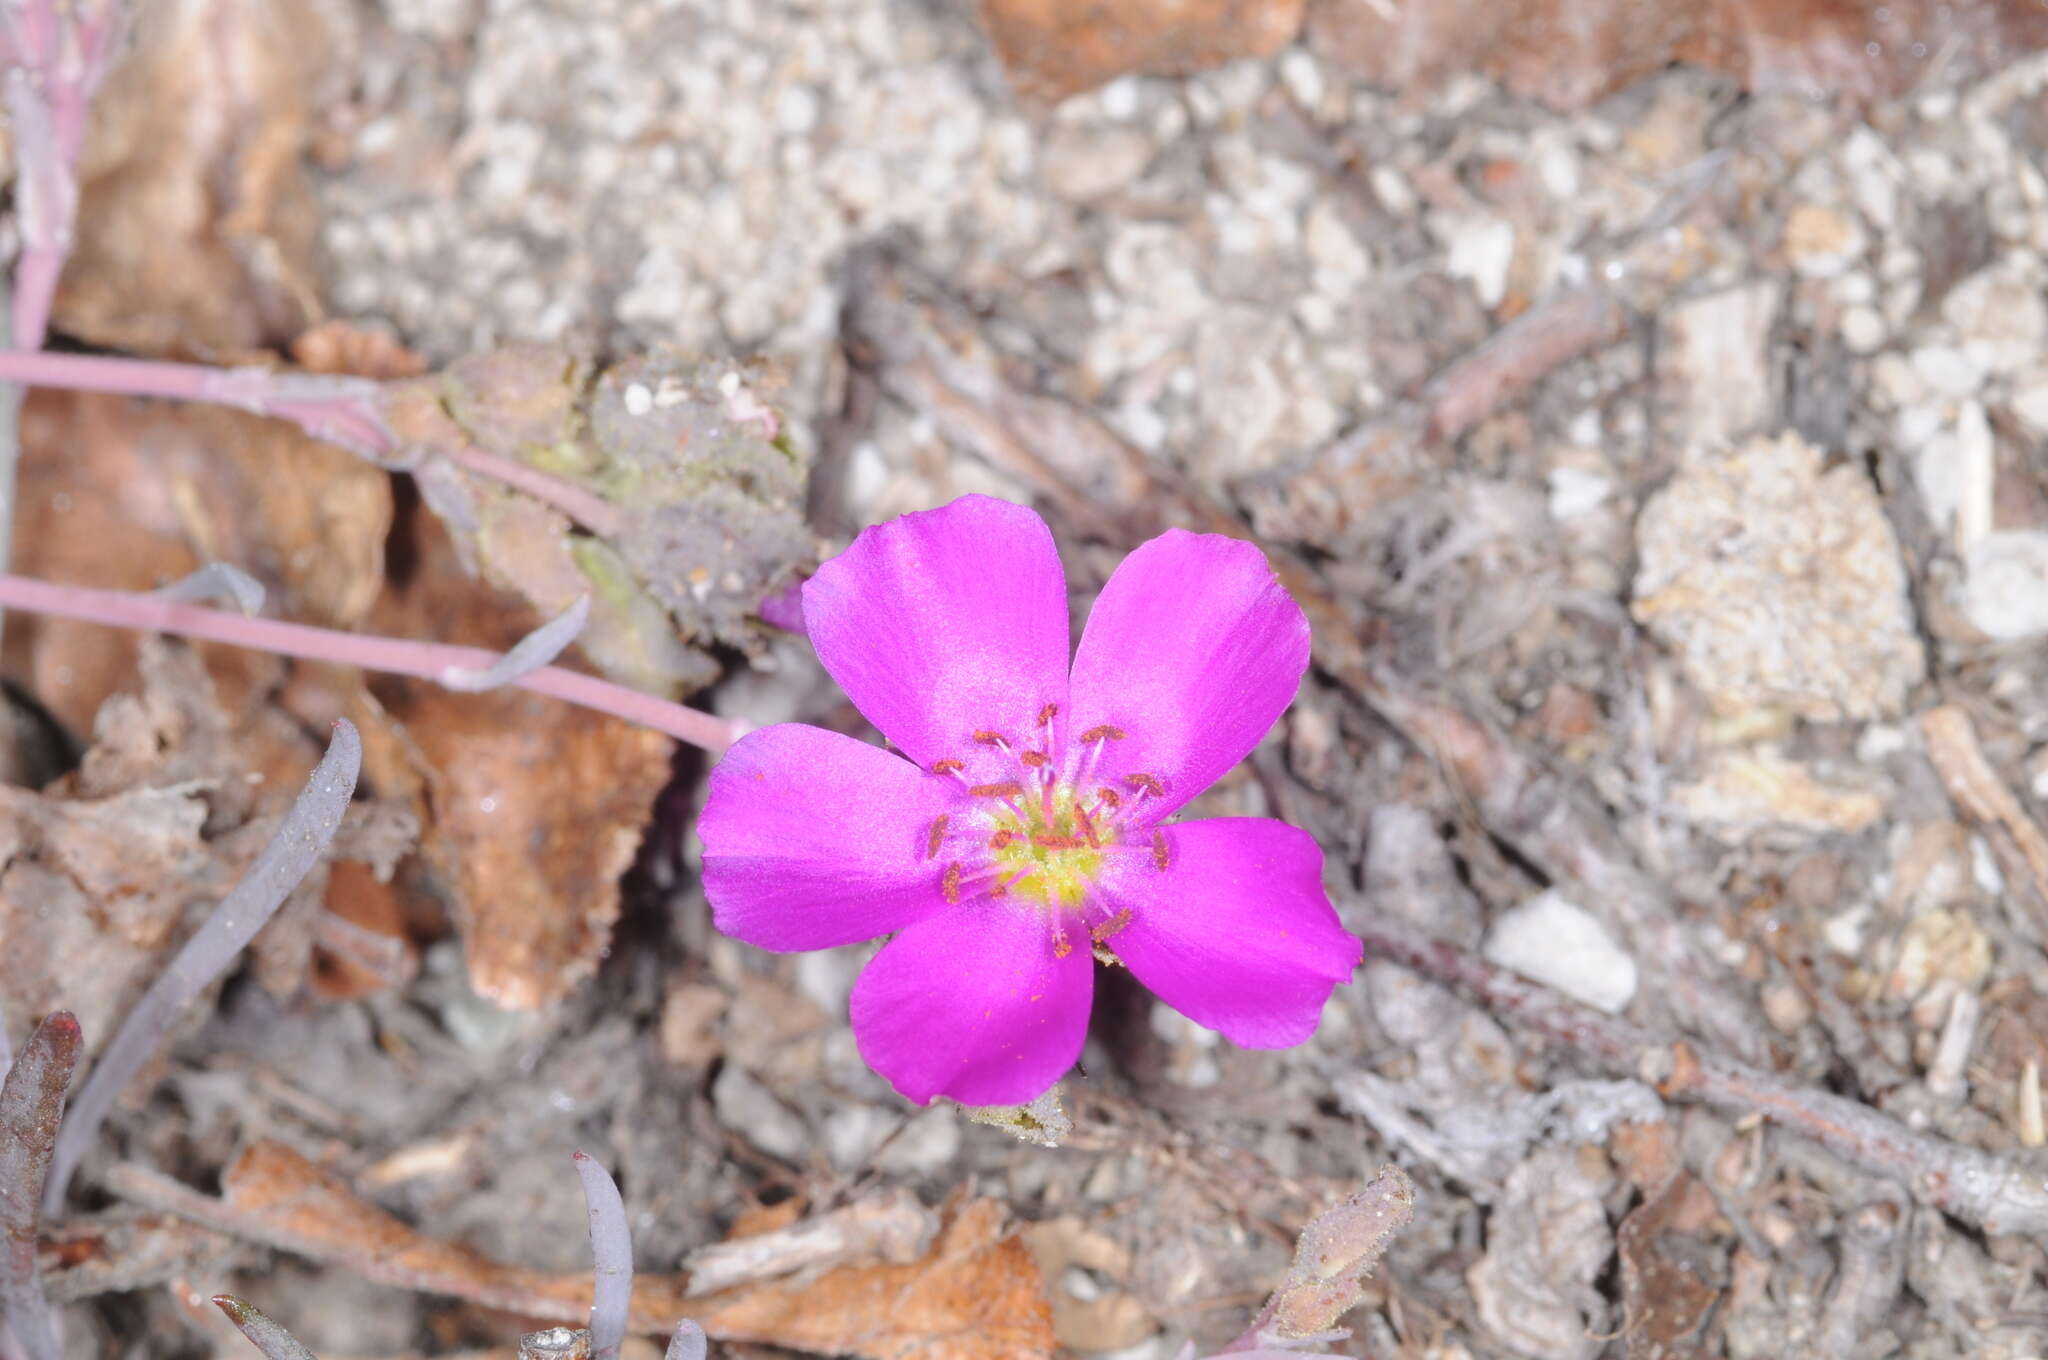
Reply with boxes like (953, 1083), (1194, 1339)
(41, 722), (361, 1214)
(571, 1152), (631, 1360)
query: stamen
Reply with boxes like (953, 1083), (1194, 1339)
(970, 781), (1025, 798)
(931, 758), (965, 775)
(1019, 750), (1049, 768)
(1151, 830), (1170, 870)
(971, 730), (1009, 746)
(1092, 907), (1133, 942)
(1037, 703), (1058, 726)
(1031, 833), (1084, 850)
(989, 829), (1017, 850)
(1053, 931), (1073, 959)
(1079, 725), (1126, 743)
(925, 815), (949, 860)
(1124, 772), (1165, 798)
(1096, 787), (1122, 809)
(1074, 804), (1102, 849)
(942, 863), (961, 904)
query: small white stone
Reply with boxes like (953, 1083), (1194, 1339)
(1304, 200), (1369, 284)
(1912, 344), (1984, 398)
(1484, 891), (1638, 1014)
(1960, 531), (2048, 640)
(1278, 48), (1324, 110)
(1370, 164), (1416, 216)
(1841, 304), (1888, 354)
(775, 84), (820, 136)
(1548, 466), (1613, 520)
(1438, 213), (1516, 310)
(623, 382), (654, 416)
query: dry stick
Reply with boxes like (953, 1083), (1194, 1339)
(571, 1153), (632, 1360)
(0, 575), (742, 753)
(41, 722), (362, 1216)
(1346, 664), (1769, 1064)
(0, 1012), (80, 1360)
(211, 1296), (320, 1360)
(1351, 912), (2048, 1236)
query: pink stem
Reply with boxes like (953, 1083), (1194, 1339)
(0, 574), (744, 754)
(0, 349), (627, 532)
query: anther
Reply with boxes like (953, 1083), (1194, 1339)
(1019, 750), (1049, 767)
(942, 863), (961, 905)
(1091, 908), (1133, 943)
(931, 758), (965, 775)
(969, 781), (1025, 798)
(1097, 787), (1122, 809)
(925, 815), (949, 861)
(1124, 772), (1165, 797)
(1053, 931), (1073, 959)
(1032, 833), (1084, 850)
(1079, 725), (1126, 743)
(1037, 703), (1058, 726)
(1074, 804), (1102, 849)
(989, 830), (1017, 850)
(1151, 830), (1170, 870)
(971, 730), (1008, 746)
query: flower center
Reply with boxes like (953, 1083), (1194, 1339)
(920, 706), (1172, 950)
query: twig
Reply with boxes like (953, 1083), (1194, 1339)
(0, 1012), (80, 1360)
(41, 723), (361, 1214)
(571, 1153), (631, 1360)
(1353, 667), (1768, 1063)
(211, 1296), (320, 1360)
(1421, 284), (1629, 443)
(0, 574), (742, 753)
(1350, 912), (2048, 1236)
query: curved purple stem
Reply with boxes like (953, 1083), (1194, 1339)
(571, 1152), (632, 1360)
(0, 574), (743, 754)
(41, 721), (362, 1216)
(664, 1321), (706, 1360)
(438, 594), (588, 692)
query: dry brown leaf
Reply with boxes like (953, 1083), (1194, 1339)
(8, 387), (391, 740)
(366, 505), (670, 1010)
(0, 643), (415, 1051)
(1307, 0), (2048, 112)
(978, 0), (1303, 102)
(1616, 1172), (1723, 1360)
(49, 0), (347, 357)
(118, 1141), (1057, 1360)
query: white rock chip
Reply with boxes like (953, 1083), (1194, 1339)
(1633, 431), (1926, 722)
(1483, 891), (1638, 1015)
(1960, 531), (2048, 640)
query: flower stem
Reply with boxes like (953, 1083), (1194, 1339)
(0, 573), (744, 753)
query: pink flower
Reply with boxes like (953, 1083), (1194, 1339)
(698, 496), (1361, 1106)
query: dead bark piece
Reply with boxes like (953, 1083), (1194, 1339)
(108, 1143), (1056, 1360)
(979, 0), (1304, 102)
(51, 0), (347, 357)
(682, 1189), (937, 1296)
(1617, 1173), (1721, 1360)
(1921, 705), (2048, 923)
(1351, 912), (2048, 1237)
(1467, 1146), (1614, 1360)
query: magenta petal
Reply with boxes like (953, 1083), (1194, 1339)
(1068, 530), (1309, 817)
(802, 496), (1070, 776)
(699, 723), (963, 951)
(1095, 818), (1359, 1048)
(849, 903), (1093, 1105)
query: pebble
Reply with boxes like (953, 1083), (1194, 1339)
(1484, 890), (1639, 1014)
